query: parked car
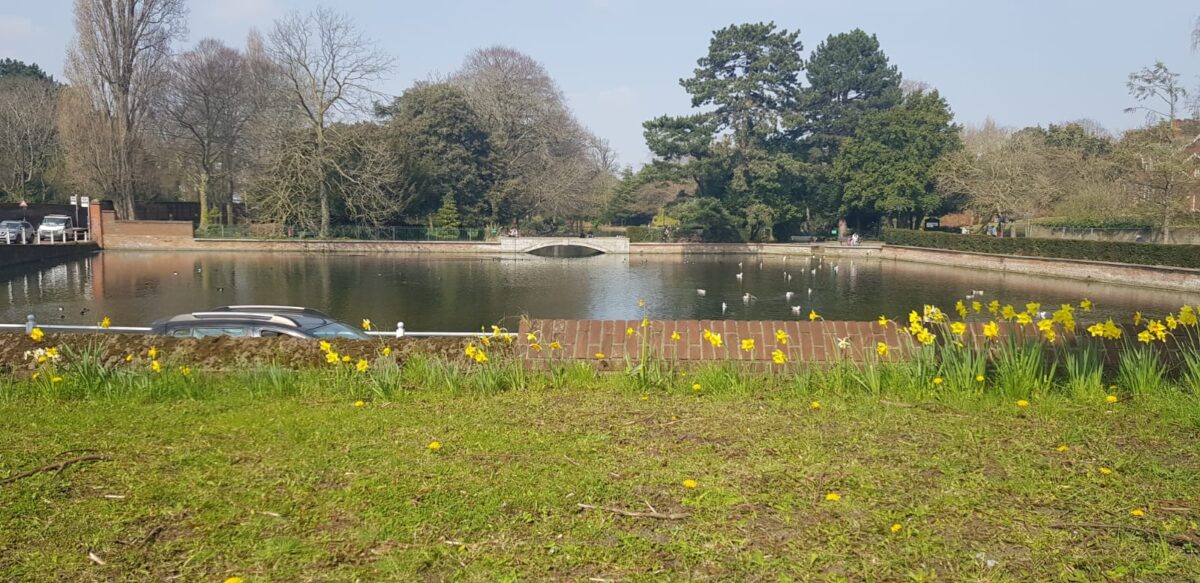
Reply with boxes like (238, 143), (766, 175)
(0, 220), (35, 244)
(37, 214), (74, 241)
(149, 305), (370, 340)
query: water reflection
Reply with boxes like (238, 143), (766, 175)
(0, 251), (1195, 331)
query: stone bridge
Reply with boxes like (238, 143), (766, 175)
(498, 236), (629, 255)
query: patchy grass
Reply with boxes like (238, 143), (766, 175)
(1, 374), (1199, 581)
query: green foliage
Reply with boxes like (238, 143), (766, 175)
(1032, 217), (1154, 229)
(801, 29), (902, 147)
(432, 192), (460, 230)
(880, 227), (1200, 269)
(603, 168), (639, 224)
(379, 83), (494, 225)
(0, 58), (54, 82)
(834, 90), (960, 219)
(1117, 346), (1168, 398)
(672, 197), (742, 242)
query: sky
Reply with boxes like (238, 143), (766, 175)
(2, 0), (1198, 167)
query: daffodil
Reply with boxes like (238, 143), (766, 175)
(1132, 311), (1142, 326)
(29, 328), (44, 342)
(1179, 305), (1197, 326)
(319, 340), (332, 353)
(595, 352), (605, 359)
(1043, 328), (1057, 343)
(1001, 305), (1017, 321)
(341, 354), (351, 363)
(775, 329), (789, 344)
(983, 321), (999, 340)
(1137, 330), (1152, 344)
(473, 350), (488, 364)
(741, 338), (755, 352)
(526, 332), (538, 341)
(361, 319), (373, 331)
(682, 479), (697, 489)
(988, 300), (1000, 315)
(916, 329), (936, 345)
(809, 310), (821, 321)
(1015, 313), (1032, 325)
(151, 360), (161, 373)
(876, 342), (889, 357)
(381, 346), (392, 357)
(1036, 319), (1053, 332)
(148, 346), (158, 359)
(1079, 298), (1093, 312)
(707, 333), (723, 348)
(1025, 302), (1041, 315)
(99, 316), (111, 329)
(626, 327), (634, 337)
(950, 322), (967, 336)
(955, 300), (968, 318)
(325, 351), (340, 364)
(465, 343), (479, 357)
(670, 331), (681, 341)
(638, 299), (645, 307)
(971, 300), (982, 313)
(641, 318), (649, 328)
(772, 349), (786, 364)
(529, 343), (543, 352)
(549, 341), (562, 350)
(877, 315), (889, 328)
(179, 366), (191, 377)
(355, 359), (369, 373)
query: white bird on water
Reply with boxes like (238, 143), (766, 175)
(736, 272), (743, 282)
(810, 268), (817, 275)
(832, 265), (839, 273)
(721, 301), (728, 314)
(787, 274), (793, 282)
(743, 293), (753, 304)
(807, 287), (814, 296)
(696, 289), (706, 297)
(785, 291), (794, 300)
(791, 305), (802, 315)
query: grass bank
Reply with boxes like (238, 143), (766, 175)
(2, 364), (1199, 581)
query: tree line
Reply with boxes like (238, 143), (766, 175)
(0, 1), (615, 237)
(1, 5), (1197, 240)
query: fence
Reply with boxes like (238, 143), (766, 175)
(194, 224), (492, 242)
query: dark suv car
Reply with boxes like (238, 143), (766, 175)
(150, 305), (370, 340)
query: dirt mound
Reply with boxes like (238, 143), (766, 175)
(0, 333), (468, 372)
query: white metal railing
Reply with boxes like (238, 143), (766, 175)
(0, 317), (514, 339)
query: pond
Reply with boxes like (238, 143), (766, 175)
(0, 251), (1194, 331)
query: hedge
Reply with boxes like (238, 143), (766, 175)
(880, 228), (1200, 269)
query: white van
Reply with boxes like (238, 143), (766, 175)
(37, 214), (74, 241)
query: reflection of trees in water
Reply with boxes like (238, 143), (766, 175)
(3, 251), (1196, 329)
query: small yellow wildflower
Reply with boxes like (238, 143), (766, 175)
(808, 310), (820, 321)
(626, 327), (634, 337)
(932, 377), (943, 385)
(361, 319), (373, 331)
(354, 400), (365, 407)
(638, 299), (645, 307)
(671, 331), (681, 341)
(639, 395), (649, 401)
(124, 354), (133, 363)
(641, 318), (649, 328)
(595, 352), (605, 359)
(148, 346), (158, 359)
(355, 359), (369, 373)
(975, 374), (985, 382)
(682, 479), (698, 489)
(876, 342), (889, 357)
(810, 401), (821, 410)
(890, 523), (903, 534)
(150, 360), (161, 373)
(179, 366), (191, 377)
(224, 578), (245, 583)
(1056, 445), (1070, 452)
(100, 316), (111, 329)
(51, 376), (63, 384)
(1106, 394), (1119, 404)
(692, 383), (701, 391)
(824, 491), (841, 502)
(741, 338), (755, 352)
(549, 341), (562, 350)
(772, 349), (786, 364)
(428, 441), (442, 451)
(341, 355), (351, 363)
(1016, 399), (1030, 408)
(382, 346), (391, 357)
(29, 327), (44, 342)
(31, 372), (39, 380)
(1130, 508), (1145, 517)
(1133, 311), (1142, 325)
(1099, 467), (1113, 475)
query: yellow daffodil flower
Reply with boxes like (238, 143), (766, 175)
(99, 316), (111, 329)
(1079, 298), (1093, 312)
(355, 359), (369, 373)
(670, 331), (681, 341)
(741, 338), (755, 352)
(876, 342), (889, 357)
(29, 328), (44, 342)
(950, 322), (967, 336)
(771, 349), (786, 364)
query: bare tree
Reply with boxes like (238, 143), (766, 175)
(451, 46), (617, 225)
(63, 0), (187, 219)
(265, 7), (393, 236)
(0, 77), (60, 201)
(1117, 123), (1199, 241)
(1124, 61), (1188, 123)
(162, 39), (254, 227)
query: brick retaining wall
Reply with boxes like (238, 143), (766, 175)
(0, 242), (99, 269)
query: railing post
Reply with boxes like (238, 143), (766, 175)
(395, 322), (406, 338)
(25, 314), (36, 334)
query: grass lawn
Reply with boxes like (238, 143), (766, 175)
(1, 380), (1199, 581)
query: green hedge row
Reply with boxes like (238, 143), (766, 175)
(880, 228), (1200, 269)
(1030, 217), (1154, 229)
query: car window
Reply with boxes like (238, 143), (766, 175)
(170, 328), (191, 337)
(0, 221), (19, 227)
(258, 327), (307, 339)
(191, 326), (249, 338)
(42, 218), (68, 226)
(307, 321), (369, 339)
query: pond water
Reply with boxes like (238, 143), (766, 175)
(1, 251), (1195, 331)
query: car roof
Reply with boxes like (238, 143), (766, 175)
(210, 305), (333, 318)
(161, 312), (302, 328)
(42, 214), (70, 219)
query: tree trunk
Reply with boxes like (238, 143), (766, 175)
(1162, 206), (1171, 243)
(197, 171), (210, 228)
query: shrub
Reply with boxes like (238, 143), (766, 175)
(881, 228), (1200, 269)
